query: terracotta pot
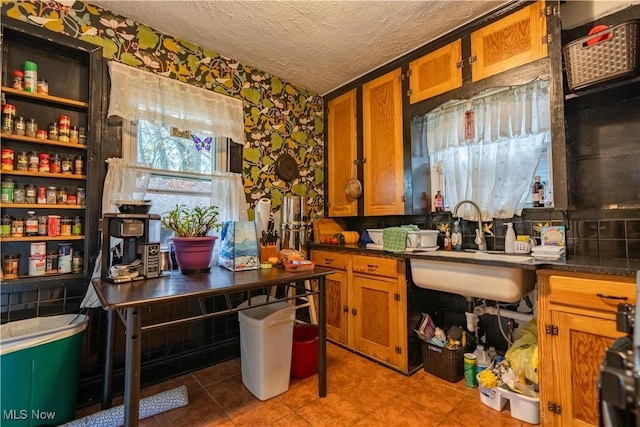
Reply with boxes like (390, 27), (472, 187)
(171, 236), (218, 274)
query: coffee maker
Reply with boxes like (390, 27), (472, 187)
(99, 213), (161, 283)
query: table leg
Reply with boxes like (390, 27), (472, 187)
(101, 309), (116, 409)
(124, 307), (141, 426)
(318, 276), (326, 397)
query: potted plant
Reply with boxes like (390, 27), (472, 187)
(161, 204), (222, 273)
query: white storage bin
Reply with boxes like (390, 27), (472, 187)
(477, 374), (540, 425)
(238, 295), (296, 400)
(478, 384), (507, 412)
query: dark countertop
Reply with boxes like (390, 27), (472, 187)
(308, 243), (640, 277)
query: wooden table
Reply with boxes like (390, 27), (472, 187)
(92, 266), (333, 426)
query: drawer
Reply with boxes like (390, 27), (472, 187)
(548, 275), (636, 313)
(352, 255), (398, 279)
(311, 250), (347, 271)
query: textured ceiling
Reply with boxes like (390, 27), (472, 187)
(90, 1), (510, 95)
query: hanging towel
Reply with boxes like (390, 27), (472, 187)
(382, 225), (419, 252)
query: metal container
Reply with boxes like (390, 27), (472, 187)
(281, 196), (310, 252)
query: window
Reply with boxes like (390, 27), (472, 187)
(123, 119), (232, 245)
(412, 78), (552, 220)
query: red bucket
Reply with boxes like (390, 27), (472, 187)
(291, 324), (318, 379)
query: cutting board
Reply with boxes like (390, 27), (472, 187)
(313, 218), (346, 243)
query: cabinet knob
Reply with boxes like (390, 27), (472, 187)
(324, 258), (333, 264)
(596, 293), (628, 301)
(367, 264), (378, 271)
(351, 308), (357, 316)
(343, 305), (349, 313)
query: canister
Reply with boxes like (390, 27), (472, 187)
(1, 148), (14, 170)
(46, 251), (58, 273)
(78, 127), (87, 145)
(37, 215), (48, 235)
(14, 116), (25, 136)
(37, 186), (47, 204)
(74, 155), (83, 175)
(48, 122), (59, 141)
(50, 154), (61, 173)
(463, 353), (478, 388)
(23, 60), (37, 93)
(69, 126), (79, 144)
(1, 179), (15, 203)
(13, 184), (25, 204)
(25, 118), (37, 138)
(76, 187), (85, 205)
(58, 243), (73, 273)
(61, 156), (72, 174)
(3, 254), (20, 279)
(11, 216), (24, 237)
(48, 214), (61, 237)
(30, 242), (46, 257)
(46, 186), (57, 204)
(28, 256), (46, 276)
(56, 186), (67, 204)
(27, 150), (39, 171)
(1, 216), (12, 237)
(25, 184), (37, 204)
(35, 129), (47, 140)
(38, 152), (50, 172)
(16, 151), (28, 170)
(71, 216), (82, 235)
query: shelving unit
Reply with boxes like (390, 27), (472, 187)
(1, 19), (103, 289)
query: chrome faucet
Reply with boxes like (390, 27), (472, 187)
(452, 200), (487, 251)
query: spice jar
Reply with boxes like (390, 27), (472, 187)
(16, 151), (28, 171)
(37, 186), (46, 204)
(72, 216), (82, 235)
(76, 187), (85, 206)
(35, 129), (47, 140)
(11, 216), (24, 237)
(12, 70), (24, 90)
(3, 254), (20, 279)
(1, 148), (14, 171)
(1, 215), (12, 237)
(72, 252), (83, 273)
(1, 179), (15, 203)
(38, 152), (50, 173)
(78, 127), (87, 145)
(50, 154), (61, 173)
(61, 156), (72, 174)
(13, 184), (25, 204)
(69, 126), (79, 144)
(37, 215), (48, 235)
(74, 155), (84, 175)
(25, 210), (38, 236)
(46, 186), (57, 204)
(25, 184), (37, 204)
(25, 118), (37, 138)
(60, 216), (72, 236)
(56, 186), (67, 204)
(2, 106), (15, 134)
(48, 122), (58, 141)
(14, 116), (25, 136)
(37, 78), (48, 95)
(28, 150), (39, 172)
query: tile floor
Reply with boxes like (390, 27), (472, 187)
(77, 342), (537, 426)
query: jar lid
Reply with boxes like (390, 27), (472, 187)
(13, 70), (24, 77)
(24, 61), (37, 70)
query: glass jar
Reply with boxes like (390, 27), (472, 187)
(38, 152), (50, 173)
(1, 148), (13, 170)
(69, 126), (79, 144)
(76, 188), (85, 206)
(37, 215), (48, 236)
(61, 156), (72, 174)
(72, 252), (83, 273)
(37, 78), (48, 95)
(46, 186), (57, 204)
(25, 118), (37, 138)
(1, 215), (12, 237)
(13, 184), (25, 204)
(56, 186), (67, 204)
(14, 116), (25, 136)
(12, 70), (24, 90)
(50, 154), (61, 173)
(78, 127), (87, 145)
(71, 216), (82, 235)
(46, 251), (58, 273)
(74, 155), (83, 175)
(48, 122), (58, 141)
(27, 150), (39, 172)
(3, 254), (20, 279)
(11, 216), (24, 237)
(1, 179), (14, 203)
(25, 184), (37, 204)
(60, 216), (72, 236)
(16, 151), (28, 171)
(25, 210), (38, 236)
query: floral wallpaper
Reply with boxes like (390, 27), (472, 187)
(1, 0), (325, 219)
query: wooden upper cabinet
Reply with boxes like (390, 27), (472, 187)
(327, 89), (358, 217)
(362, 68), (404, 216)
(409, 39), (463, 104)
(470, 1), (547, 82)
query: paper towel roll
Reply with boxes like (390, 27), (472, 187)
(255, 198), (271, 242)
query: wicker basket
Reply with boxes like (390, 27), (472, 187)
(421, 341), (464, 383)
(563, 20), (639, 92)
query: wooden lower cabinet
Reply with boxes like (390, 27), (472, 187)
(311, 250), (408, 372)
(537, 271), (636, 426)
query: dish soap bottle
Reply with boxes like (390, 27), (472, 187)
(451, 220), (463, 251)
(505, 222), (516, 253)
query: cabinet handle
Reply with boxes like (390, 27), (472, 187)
(323, 258), (333, 264)
(351, 308), (357, 316)
(343, 305), (349, 313)
(367, 264), (378, 271)
(596, 293), (628, 301)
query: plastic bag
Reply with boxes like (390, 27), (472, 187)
(505, 318), (538, 385)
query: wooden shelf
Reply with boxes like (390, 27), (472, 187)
(0, 272), (85, 287)
(0, 203), (85, 209)
(1, 170), (86, 179)
(1, 235), (84, 242)
(1, 133), (87, 150)
(1, 86), (88, 108)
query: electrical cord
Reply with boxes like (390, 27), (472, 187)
(496, 304), (513, 346)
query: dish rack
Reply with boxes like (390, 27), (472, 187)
(513, 241), (531, 253)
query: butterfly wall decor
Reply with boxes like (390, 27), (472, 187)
(192, 135), (212, 152)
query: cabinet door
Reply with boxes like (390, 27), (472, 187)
(409, 39), (463, 104)
(324, 270), (349, 345)
(470, 1), (547, 82)
(552, 311), (626, 427)
(362, 68), (404, 216)
(326, 89), (358, 217)
(350, 273), (400, 367)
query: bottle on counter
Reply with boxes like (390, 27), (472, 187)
(504, 222), (516, 253)
(434, 190), (444, 212)
(444, 230), (452, 251)
(532, 176), (545, 208)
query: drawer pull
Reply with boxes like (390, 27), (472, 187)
(367, 264), (378, 270)
(323, 258), (334, 264)
(596, 293), (628, 301)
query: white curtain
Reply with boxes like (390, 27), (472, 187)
(107, 61), (245, 145)
(81, 158), (151, 308)
(417, 78), (550, 220)
(209, 171), (248, 263)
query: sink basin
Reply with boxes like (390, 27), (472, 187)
(410, 251), (535, 302)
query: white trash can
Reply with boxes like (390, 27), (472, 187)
(238, 295), (296, 400)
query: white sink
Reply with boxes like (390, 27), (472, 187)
(410, 251), (535, 302)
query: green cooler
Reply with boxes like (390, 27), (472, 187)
(1, 314), (88, 426)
